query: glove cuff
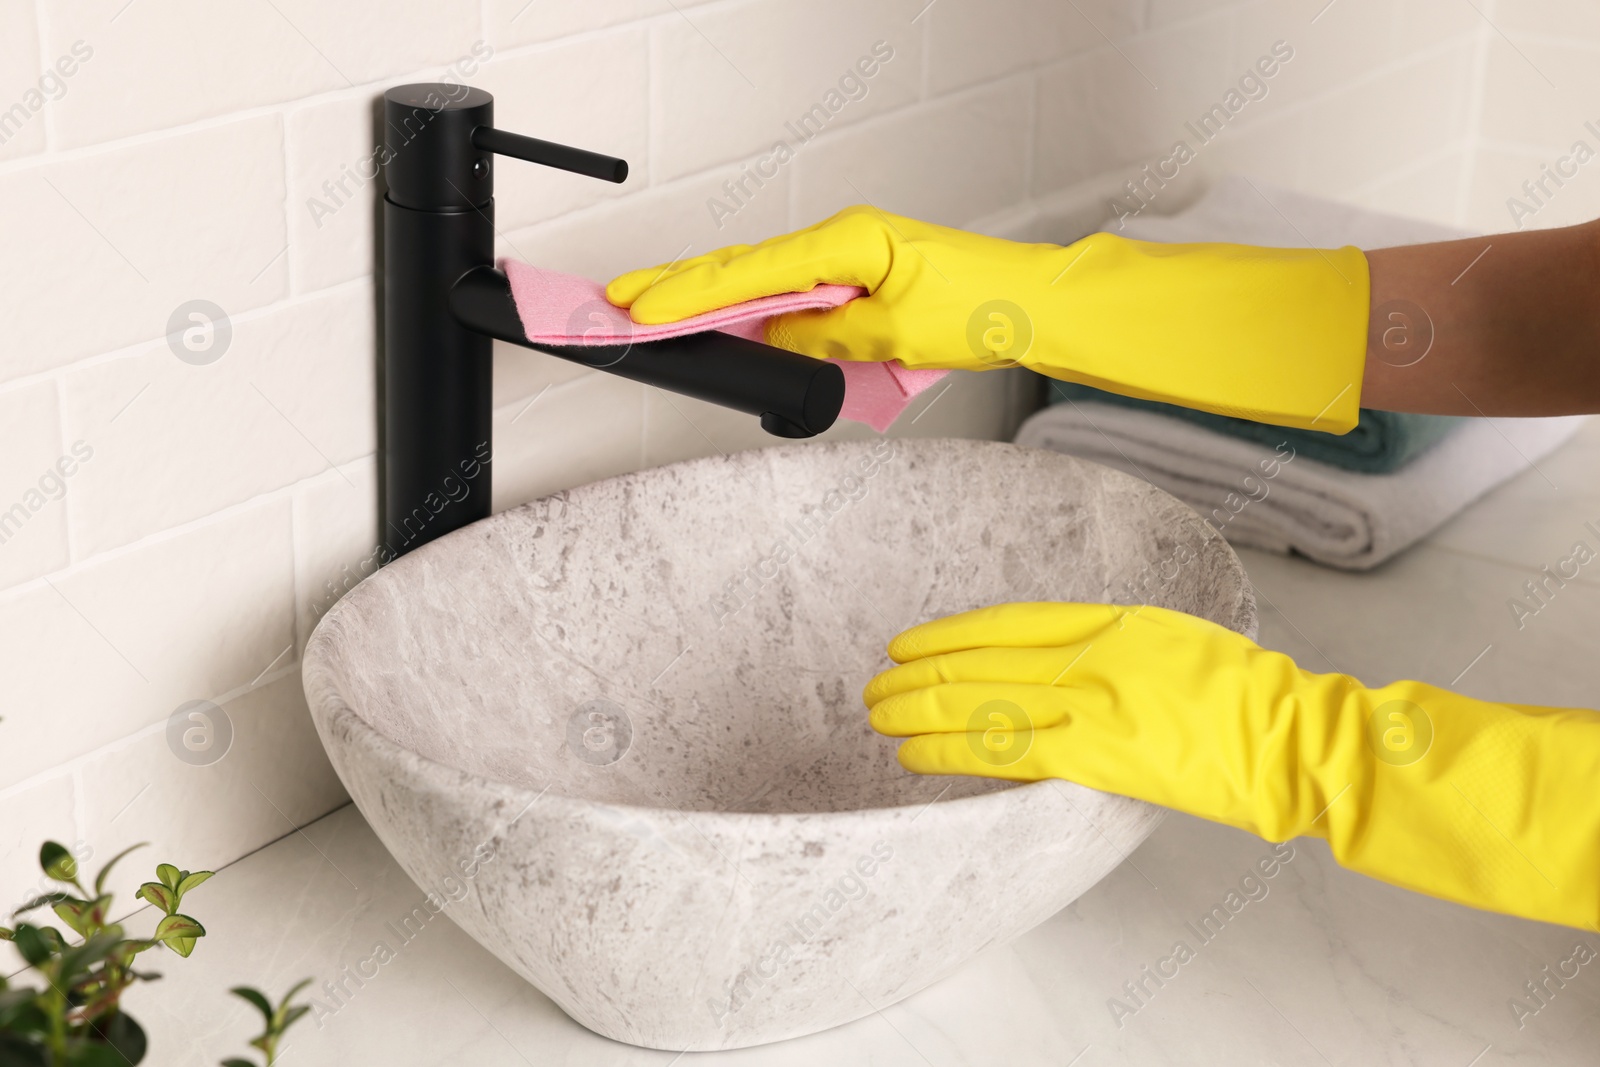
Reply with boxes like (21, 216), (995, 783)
(1037, 234), (1370, 433)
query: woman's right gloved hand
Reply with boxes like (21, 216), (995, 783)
(867, 601), (1600, 932)
(606, 205), (1372, 432)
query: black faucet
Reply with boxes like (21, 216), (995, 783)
(381, 83), (845, 557)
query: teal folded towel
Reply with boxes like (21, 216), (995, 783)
(1047, 382), (1463, 474)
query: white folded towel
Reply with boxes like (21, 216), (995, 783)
(1016, 399), (1586, 569)
(1014, 175), (1588, 570)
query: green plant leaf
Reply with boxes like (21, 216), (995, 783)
(10, 926), (52, 968)
(87, 1011), (147, 1064)
(62, 1043), (126, 1067)
(164, 936), (196, 959)
(0, 987), (46, 1034)
(175, 870), (214, 897)
(279, 1004), (311, 1031)
(0, 926), (11, 941)
(135, 883), (176, 915)
(92, 843), (147, 896)
(0, 1033), (50, 1067)
(38, 842), (77, 884)
(52, 900), (90, 938)
(156, 864), (181, 891)
(219, 1060), (258, 1067)
(11, 893), (69, 917)
(229, 986), (273, 1023)
(277, 977), (313, 1009)
(57, 930), (125, 983)
(154, 913), (204, 943)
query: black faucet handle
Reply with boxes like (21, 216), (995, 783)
(471, 127), (628, 184)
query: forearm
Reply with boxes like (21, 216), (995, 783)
(1362, 219), (1600, 416)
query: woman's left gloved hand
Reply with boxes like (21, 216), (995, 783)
(865, 601), (1600, 931)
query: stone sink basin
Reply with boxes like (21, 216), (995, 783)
(302, 438), (1256, 1051)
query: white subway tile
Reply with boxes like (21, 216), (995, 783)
(1225, 1), (1392, 118)
(44, 0), (480, 147)
(1477, 39), (1600, 153)
(1288, 45), (1474, 200)
(490, 160), (793, 408)
(1193, 110), (1309, 194)
(0, 497), (296, 791)
(1468, 147), (1600, 233)
(485, 0), (714, 48)
(286, 95), (380, 295)
(294, 457), (380, 656)
(0, 4), (46, 161)
(1492, 0), (1600, 45)
(0, 773), (77, 930)
(475, 29), (649, 233)
(0, 381), (71, 589)
(1393, 0), (1481, 53)
(1346, 149), (1471, 229)
(794, 78), (1030, 226)
(77, 670), (348, 908)
(62, 283), (375, 557)
(926, 0), (1139, 95)
(0, 116), (289, 384)
(490, 372), (644, 511)
(641, 385), (787, 469)
(1034, 17), (1234, 195)
(1146, 0), (1244, 28)
(651, 0), (923, 182)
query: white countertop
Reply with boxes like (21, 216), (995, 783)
(130, 419), (1600, 1066)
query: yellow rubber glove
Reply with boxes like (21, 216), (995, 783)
(606, 205), (1370, 432)
(866, 602), (1600, 931)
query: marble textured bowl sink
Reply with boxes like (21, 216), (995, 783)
(302, 438), (1255, 1051)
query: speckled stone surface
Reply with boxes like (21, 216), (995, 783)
(302, 439), (1256, 1051)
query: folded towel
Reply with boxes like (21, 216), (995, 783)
(501, 261), (947, 432)
(1102, 175), (1471, 470)
(1017, 399), (1586, 569)
(1049, 382), (1462, 474)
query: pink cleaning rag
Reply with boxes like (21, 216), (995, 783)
(502, 260), (947, 432)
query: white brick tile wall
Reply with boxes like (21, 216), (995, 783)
(0, 117), (289, 382)
(0, 3), (46, 162)
(490, 372), (646, 511)
(0, 381), (71, 589)
(650, 0), (924, 182)
(2, 0), (1578, 912)
(794, 77), (1032, 225)
(42, 0), (480, 148)
(1476, 40), (1598, 152)
(1033, 15), (1234, 195)
(478, 30), (650, 232)
(925, 0), (1138, 96)
(1346, 148), (1473, 227)
(1470, 146), (1600, 232)
(1494, 0), (1600, 43)
(484, 0), (715, 49)
(0, 497), (295, 791)
(76, 670), (346, 908)
(286, 95), (380, 295)
(61, 283), (375, 556)
(0, 772), (75, 919)
(1287, 45), (1476, 200)
(293, 457), (380, 656)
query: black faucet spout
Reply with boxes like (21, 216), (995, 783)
(448, 266), (843, 439)
(380, 82), (843, 559)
